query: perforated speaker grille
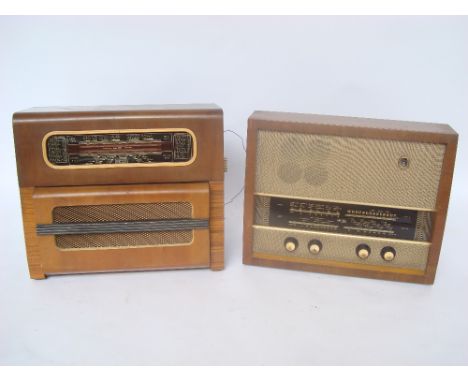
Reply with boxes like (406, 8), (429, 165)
(55, 231), (193, 249)
(255, 130), (446, 210)
(53, 202), (192, 223)
(252, 226), (429, 270)
(53, 202), (193, 249)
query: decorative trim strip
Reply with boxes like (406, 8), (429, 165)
(37, 219), (209, 235)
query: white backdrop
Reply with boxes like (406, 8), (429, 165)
(0, 16), (467, 365)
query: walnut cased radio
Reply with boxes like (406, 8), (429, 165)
(14, 104), (224, 279)
(243, 111), (457, 283)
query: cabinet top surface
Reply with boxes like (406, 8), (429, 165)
(14, 104), (223, 121)
(250, 110), (456, 136)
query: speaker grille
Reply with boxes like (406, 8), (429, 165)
(255, 130), (446, 210)
(55, 231), (193, 249)
(53, 202), (192, 223)
(53, 202), (193, 249)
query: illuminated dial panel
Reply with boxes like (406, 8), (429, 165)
(45, 131), (194, 167)
(255, 195), (433, 242)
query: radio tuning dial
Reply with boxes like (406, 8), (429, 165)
(308, 240), (322, 254)
(284, 237), (298, 252)
(381, 246), (396, 262)
(356, 244), (371, 260)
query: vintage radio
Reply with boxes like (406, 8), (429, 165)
(243, 111), (457, 283)
(14, 104), (224, 279)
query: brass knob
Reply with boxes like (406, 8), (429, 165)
(284, 238), (298, 252)
(356, 244), (371, 260)
(308, 240), (322, 254)
(381, 246), (396, 262)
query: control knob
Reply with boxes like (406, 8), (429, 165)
(284, 237), (298, 252)
(308, 240), (322, 254)
(356, 244), (371, 260)
(381, 246), (396, 262)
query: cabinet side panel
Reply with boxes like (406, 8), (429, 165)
(20, 187), (45, 279)
(243, 122), (258, 265)
(424, 137), (458, 283)
(209, 181), (224, 270)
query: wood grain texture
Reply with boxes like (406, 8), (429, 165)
(243, 111), (458, 284)
(13, 105), (224, 187)
(209, 181), (225, 270)
(250, 111), (458, 138)
(423, 136), (458, 283)
(19, 187), (45, 279)
(29, 183), (210, 276)
(14, 105), (225, 278)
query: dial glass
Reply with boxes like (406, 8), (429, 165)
(45, 131), (194, 167)
(255, 195), (433, 242)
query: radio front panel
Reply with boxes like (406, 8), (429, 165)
(251, 128), (441, 274)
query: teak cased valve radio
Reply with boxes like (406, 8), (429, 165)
(243, 111), (457, 283)
(14, 104), (224, 279)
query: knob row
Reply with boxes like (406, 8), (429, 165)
(356, 244), (396, 261)
(284, 237), (396, 262)
(284, 238), (322, 254)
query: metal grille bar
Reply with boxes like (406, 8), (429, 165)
(37, 219), (208, 236)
